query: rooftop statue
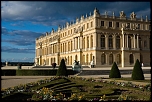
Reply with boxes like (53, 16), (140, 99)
(120, 11), (126, 18)
(130, 12), (136, 19)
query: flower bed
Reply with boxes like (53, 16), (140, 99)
(1, 76), (151, 101)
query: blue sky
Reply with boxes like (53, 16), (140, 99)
(1, 1), (150, 62)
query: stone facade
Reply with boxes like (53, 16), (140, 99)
(35, 8), (151, 67)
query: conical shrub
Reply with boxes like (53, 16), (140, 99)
(131, 59), (144, 80)
(109, 62), (121, 78)
(56, 59), (68, 76)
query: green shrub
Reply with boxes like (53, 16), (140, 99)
(56, 59), (68, 76)
(109, 62), (121, 78)
(131, 59), (144, 80)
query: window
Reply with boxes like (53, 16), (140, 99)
(149, 24), (151, 30)
(126, 23), (130, 29)
(87, 36), (89, 48)
(83, 37), (85, 49)
(109, 22), (112, 27)
(117, 54), (121, 64)
(91, 21), (93, 27)
(101, 54), (106, 64)
(116, 36), (120, 49)
(109, 35), (113, 49)
(144, 40), (147, 48)
(87, 23), (89, 28)
(128, 36), (131, 48)
(109, 54), (113, 65)
(129, 54), (134, 64)
(139, 37), (141, 49)
(101, 21), (104, 26)
(91, 35), (93, 47)
(83, 24), (85, 30)
(116, 22), (119, 28)
(101, 35), (105, 48)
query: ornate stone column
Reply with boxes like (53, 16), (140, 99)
(137, 34), (139, 49)
(79, 36), (83, 49)
(133, 34), (136, 48)
(105, 34), (108, 50)
(93, 33), (97, 48)
(126, 34), (128, 48)
(121, 28), (125, 67)
(113, 34), (116, 49)
(73, 38), (75, 50)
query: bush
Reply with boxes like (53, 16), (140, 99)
(109, 62), (121, 78)
(56, 59), (68, 76)
(131, 59), (145, 80)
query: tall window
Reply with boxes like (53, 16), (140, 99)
(91, 21), (93, 27)
(116, 22), (119, 28)
(83, 37), (85, 49)
(87, 23), (89, 29)
(101, 35), (105, 48)
(109, 54), (113, 65)
(101, 21), (104, 26)
(129, 54), (134, 64)
(109, 22), (112, 27)
(144, 40), (147, 48)
(87, 36), (89, 48)
(117, 54), (121, 64)
(101, 54), (106, 64)
(139, 37), (141, 49)
(116, 36), (120, 49)
(126, 23), (130, 29)
(149, 24), (151, 30)
(109, 35), (113, 49)
(91, 35), (93, 47)
(128, 36), (131, 48)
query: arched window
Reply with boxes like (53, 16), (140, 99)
(109, 35), (113, 49)
(116, 36), (120, 49)
(75, 55), (77, 61)
(129, 54), (134, 64)
(101, 35), (105, 49)
(117, 54), (121, 64)
(101, 54), (106, 64)
(109, 54), (113, 65)
(128, 36), (131, 48)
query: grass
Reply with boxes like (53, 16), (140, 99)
(2, 77), (151, 101)
(100, 77), (151, 83)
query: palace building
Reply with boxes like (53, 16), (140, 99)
(35, 8), (150, 67)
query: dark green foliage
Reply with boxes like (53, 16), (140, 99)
(131, 59), (145, 80)
(2, 69), (75, 76)
(109, 62), (121, 78)
(56, 59), (68, 76)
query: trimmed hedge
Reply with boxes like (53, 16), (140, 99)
(1, 69), (77, 76)
(109, 62), (121, 78)
(131, 59), (145, 80)
(56, 59), (68, 76)
(1, 69), (16, 76)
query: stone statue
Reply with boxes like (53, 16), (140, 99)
(130, 12), (136, 19)
(72, 60), (83, 72)
(120, 11), (126, 18)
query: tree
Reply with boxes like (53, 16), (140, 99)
(131, 59), (144, 80)
(109, 62), (121, 78)
(56, 59), (68, 76)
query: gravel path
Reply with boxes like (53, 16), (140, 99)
(1, 76), (54, 89)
